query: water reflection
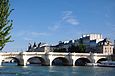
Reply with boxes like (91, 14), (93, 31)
(0, 64), (115, 76)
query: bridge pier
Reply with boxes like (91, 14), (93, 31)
(72, 59), (76, 66)
(0, 55), (3, 66)
(0, 60), (1, 66)
(43, 60), (50, 66)
(68, 58), (73, 66)
(18, 59), (27, 66)
(49, 57), (53, 66)
(49, 61), (52, 66)
(71, 54), (79, 66)
(21, 57), (28, 66)
(17, 52), (28, 66)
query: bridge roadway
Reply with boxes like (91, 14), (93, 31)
(0, 52), (109, 66)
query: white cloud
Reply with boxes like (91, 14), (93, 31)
(18, 31), (49, 37)
(62, 11), (79, 25)
(65, 17), (79, 25)
(48, 11), (79, 32)
(30, 32), (49, 36)
(17, 31), (50, 41)
(62, 11), (73, 20)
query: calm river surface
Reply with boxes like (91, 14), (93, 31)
(0, 65), (115, 76)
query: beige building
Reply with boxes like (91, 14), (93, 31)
(97, 38), (114, 55)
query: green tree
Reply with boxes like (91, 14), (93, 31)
(0, 0), (13, 51)
(68, 45), (77, 53)
(78, 44), (86, 53)
(68, 44), (86, 53)
(54, 48), (67, 52)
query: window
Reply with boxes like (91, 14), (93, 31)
(105, 48), (106, 51)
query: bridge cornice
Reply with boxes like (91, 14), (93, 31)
(0, 52), (110, 56)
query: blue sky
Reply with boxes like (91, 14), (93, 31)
(3, 0), (115, 51)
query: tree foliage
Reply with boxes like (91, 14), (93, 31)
(54, 48), (67, 52)
(68, 45), (77, 53)
(68, 44), (86, 53)
(0, 0), (13, 50)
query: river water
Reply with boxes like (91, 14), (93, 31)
(0, 65), (115, 76)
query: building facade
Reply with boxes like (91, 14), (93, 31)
(26, 34), (114, 55)
(97, 38), (114, 55)
(27, 42), (51, 53)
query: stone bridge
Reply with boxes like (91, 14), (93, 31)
(0, 52), (110, 66)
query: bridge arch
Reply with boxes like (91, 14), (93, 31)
(96, 58), (108, 63)
(26, 56), (46, 66)
(52, 57), (70, 66)
(2, 57), (21, 66)
(75, 57), (91, 66)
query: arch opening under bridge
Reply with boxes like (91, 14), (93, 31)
(26, 56), (46, 66)
(2, 57), (20, 66)
(52, 57), (70, 66)
(97, 58), (108, 63)
(75, 58), (91, 66)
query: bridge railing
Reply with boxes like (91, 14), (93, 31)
(0, 52), (110, 56)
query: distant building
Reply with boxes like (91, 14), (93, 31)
(53, 40), (74, 52)
(97, 38), (114, 55)
(26, 34), (114, 55)
(81, 34), (103, 46)
(113, 40), (115, 54)
(27, 42), (51, 53)
(82, 34), (103, 41)
(79, 34), (103, 52)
